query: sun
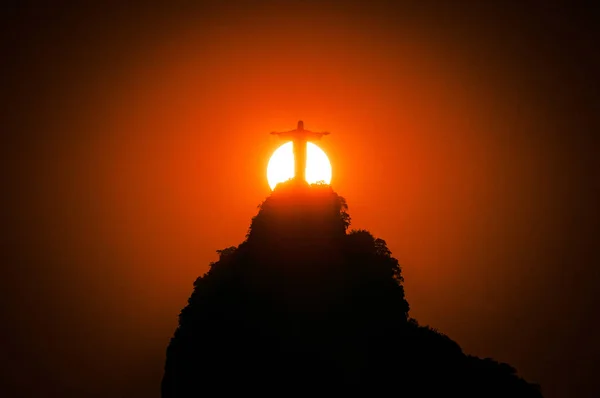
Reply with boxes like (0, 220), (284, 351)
(267, 141), (332, 190)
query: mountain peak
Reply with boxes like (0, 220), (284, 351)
(162, 184), (543, 397)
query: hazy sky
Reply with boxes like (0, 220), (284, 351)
(3, 2), (598, 397)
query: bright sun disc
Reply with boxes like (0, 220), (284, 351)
(267, 141), (332, 190)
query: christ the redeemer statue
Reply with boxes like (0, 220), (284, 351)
(270, 121), (330, 183)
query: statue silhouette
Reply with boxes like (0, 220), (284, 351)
(270, 121), (330, 182)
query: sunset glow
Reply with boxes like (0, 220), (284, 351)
(267, 141), (332, 190)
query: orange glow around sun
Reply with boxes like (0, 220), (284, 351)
(267, 141), (332, 190)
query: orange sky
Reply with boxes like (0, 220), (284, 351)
(3, 3), (598, 398)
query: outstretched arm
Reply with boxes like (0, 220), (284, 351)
(270, 130), (330, 140)
(270, 129), (296, 135)
(305, 131), (330, 140)
(270, 129), (299, 140)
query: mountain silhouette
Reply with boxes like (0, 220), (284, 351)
(162, 180), (543, 397)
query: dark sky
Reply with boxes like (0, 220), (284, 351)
(2, 2), (598, 397)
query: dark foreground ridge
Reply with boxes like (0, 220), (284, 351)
(162, 180), (543, 397)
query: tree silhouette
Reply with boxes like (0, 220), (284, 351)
(162, 180), (543, 397)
